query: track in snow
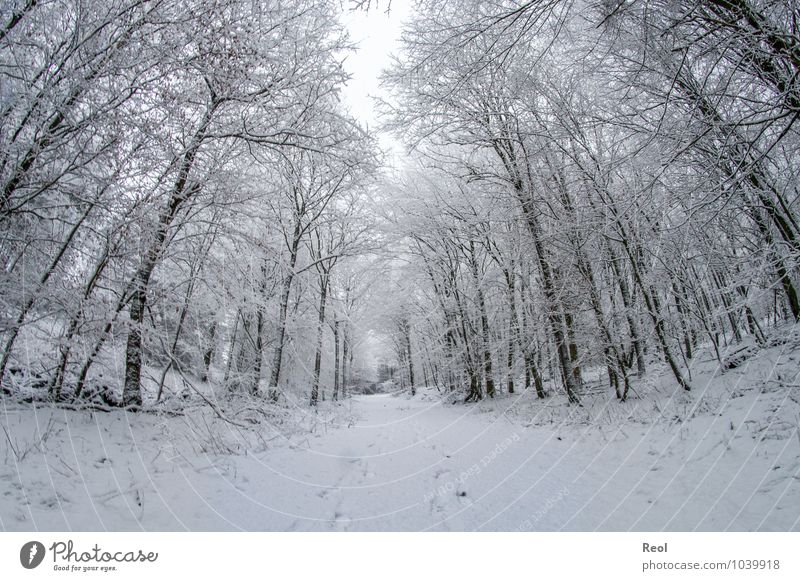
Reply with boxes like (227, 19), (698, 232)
(1, 390), (798, 531)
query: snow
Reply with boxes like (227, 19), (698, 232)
(2, 337), (799, 531)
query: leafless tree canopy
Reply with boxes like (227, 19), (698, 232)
(0, 0), (798, 410)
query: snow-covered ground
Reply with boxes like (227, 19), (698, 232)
(1, 335), (799, 531)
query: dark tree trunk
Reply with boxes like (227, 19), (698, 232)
(122, 98), (217, 408)
(342, 325), (350, 399)
(504, 267), (517, 394)
(269, 221), (302, 401)
(202, 322), (217, 383)
(310, 273), (329, 406)
(251, 260), (270, 396)
(468, 240), (495, 397)
(333, 320), (340, 401)
(404, 318), (415, 396)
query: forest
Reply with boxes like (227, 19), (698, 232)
(0, 0), (798, 532)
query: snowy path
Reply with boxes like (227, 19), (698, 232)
(2, 390), (799, 531)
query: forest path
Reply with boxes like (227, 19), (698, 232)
(2, 389), (798, 531)
(200, 391), (798, 532)
(249, 392), (570, 532)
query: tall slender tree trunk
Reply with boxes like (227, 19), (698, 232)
(519, 273), (546, 398)
(269, 222), (302, 401)
(454, 284), (481, 402)
(333, 319), (341, 401)
(310, 273), (329, 406)
(122, 98), (217, 408)
(422, 258), (459, 393)
(342, 325), (350, 399)
(491, 134), (581, 403)
(518, 200), (581, 403)
(564, 311), (582, 385)
(737, 285), (766, 345)
(250, 260), (270, 396)
(468, 240), (495, 397)
(608, 246), (647, 377)
(504, 267), (517, 394)
(201, 322), (216, 383)
(403, 317), (415, 396)
(251, 307), (264, 396)
(596, 182), (692, 392)
(672, 67), (800, 320)
(576, 253), (630, 400)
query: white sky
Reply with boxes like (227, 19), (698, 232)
(340, 1), (412, 158)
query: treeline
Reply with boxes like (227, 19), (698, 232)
(380, 0), (800, 403)
(0, 0), (378, 407)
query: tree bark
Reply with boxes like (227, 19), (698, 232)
(468, 240), (495, 397)
(333, 319), (341, 401)
(342, 325), (350, 399)
(201, 322), (216, 383)
(403, 317), (415, 396)
(268, 220), (302, 400)
(122, 97), (218, 407)
(309, 273), (329, 406)
(504, 266), (517, 394)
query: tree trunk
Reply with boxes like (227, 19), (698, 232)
(597, 184), (692, 392)
(250, 260), (270, 396)
(454, 284), (482, 402)
(342, 325), (350, 399)
(201, 322), (216, 383)
(309, 273), (328, 406)
(564, 311), (582, 386)
(575, 253), (630, 400)
(491, 134), (581, 403)
(504, 267), (517, 394)
(518, 201), (581, 403)
(122, 98), (217, 408)
(468, 240), (495, 397)
(607, 241), (646, 377)
(268, 221), (302, 400)
(404, 318), (415, 396)
(333, 320), (340, 401)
